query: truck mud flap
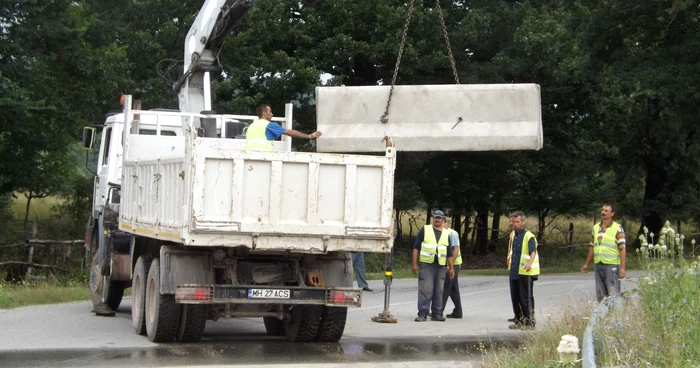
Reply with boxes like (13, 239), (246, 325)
(175, 285), (362, 307)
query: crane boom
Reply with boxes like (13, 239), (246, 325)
(175, 0), (316, 115)
(175, 0), (253, 115)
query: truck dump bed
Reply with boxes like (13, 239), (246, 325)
(118, 109), (396, 254)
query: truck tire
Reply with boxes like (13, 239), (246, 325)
(176, 305), (208, 342)
(89, 253), (125, 311)
(145, 259), (180, 342)
(284, 305), (322, 342)
(263, 317), (286, 336)
(131, 256), (152, 335)
(315, 306), (347, 342)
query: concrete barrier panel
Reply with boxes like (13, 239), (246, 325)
(316, 84), (543, 152)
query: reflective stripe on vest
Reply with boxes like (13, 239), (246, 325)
(243, 119), (274, 151)
(449, 228), (462, 266)
(592, 222), (621, 265)
(419, 225), (449, 265)
(507, 230), (540, 276)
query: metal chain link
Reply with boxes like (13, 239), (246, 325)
(435, 0), (460, 84)
(380, 0), (416, 124)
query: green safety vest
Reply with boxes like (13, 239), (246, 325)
(507, 230), (540, 276)
(419, 225), (449, 265)
(592, 222), (622, 265)
(243, 119), (274, 151)
(447, 228), (462, 266)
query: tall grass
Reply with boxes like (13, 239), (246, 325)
(486, 303), (594, 367)
(487, 228), (700, 367)
(0, 277), (89, 309)
(593, 230), (700, 367)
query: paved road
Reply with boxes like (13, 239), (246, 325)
(0, 273), (637, 367)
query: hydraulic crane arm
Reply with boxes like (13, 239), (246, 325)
(174, 0), (253, 115)
(175, 0), (317, 115)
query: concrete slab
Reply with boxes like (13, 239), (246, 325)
(315, 84), (543, 152)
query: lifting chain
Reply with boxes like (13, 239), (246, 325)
(435, 0), (460, 84)
(380, 0), (416, 124)
(380, 0), (459, 124)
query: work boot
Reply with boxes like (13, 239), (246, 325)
(414, 315), (428, 322)
(93, 303), (115, 317)
(431, 314), (446, 322)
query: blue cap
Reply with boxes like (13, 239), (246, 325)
(432, 210), (445, 218)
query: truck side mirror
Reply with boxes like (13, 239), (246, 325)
(82, 127), (96, 150)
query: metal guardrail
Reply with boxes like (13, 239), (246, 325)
(582, 294), (625, 368)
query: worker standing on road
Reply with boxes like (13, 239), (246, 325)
(351, 252), (373, 292)
(412, 210), (455, 322)
(506, 211), (538, 330)
(581, 203), (626, 302)
(441, 219), (463, 319)
(243, 104), (322, 151)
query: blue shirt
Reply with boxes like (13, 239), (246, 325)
(510, 229), (537, 280)
(264, 122), (287, 140)
(413, 227), (453, 263)
(447, 229), (460, 247)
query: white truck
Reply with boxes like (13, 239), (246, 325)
(81, 0), (542, 344)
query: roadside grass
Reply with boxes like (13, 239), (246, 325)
(0, 282), (90, 309)
(484, 302), (594, 367)
(484, 235), (700, 367)
(593, 254), (700, 366)
(0, 275), (132, 309)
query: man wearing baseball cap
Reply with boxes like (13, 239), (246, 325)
(412, 210), (455, 322)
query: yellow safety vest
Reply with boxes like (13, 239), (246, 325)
(243, 119), (274, 151)
(448, 228), (462, 266)
(592, 222), (622, 265)
(507, 230), (540, 276)
(419, 225), (449, 265)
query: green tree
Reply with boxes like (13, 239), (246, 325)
(578, 0), (700, 236)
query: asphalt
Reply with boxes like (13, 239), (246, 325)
(0, 273), (638, 367)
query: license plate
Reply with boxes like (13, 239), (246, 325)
(248, 288), (290, 299)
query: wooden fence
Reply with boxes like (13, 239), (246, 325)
(0, 220), (87, 280)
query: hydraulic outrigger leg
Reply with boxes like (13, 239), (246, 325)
(371, 246), (397, 324)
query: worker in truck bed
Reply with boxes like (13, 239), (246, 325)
(243, 104), (322, 151)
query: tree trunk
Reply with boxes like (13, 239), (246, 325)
(491, 194), (504, 242)
(394, 209), (402, 248)
(24, 195), (34, 278)
(461, 215), (471, 250)
(641, 157), (667, 237)
(537, 209), (549, 246)
(23, 194), (33, 231)
(472, 202), (489, 255)
(491, 215), (501, 242)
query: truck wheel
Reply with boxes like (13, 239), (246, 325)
(176, 305), (208, 342)
(131, 256), (152, 335)
(284, 305), (322, 342)
(263, 317), (286, 336)
(89, 253), (125, 311)
(145, 259), (180, 342)
(315, 306), (347, 342)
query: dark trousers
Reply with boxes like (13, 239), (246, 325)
(594, 263), (621, 302)
(509, 276), (534, 325)
(441, 265), (462, 317)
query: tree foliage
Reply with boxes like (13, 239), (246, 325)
(1, 0), (699, 248)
